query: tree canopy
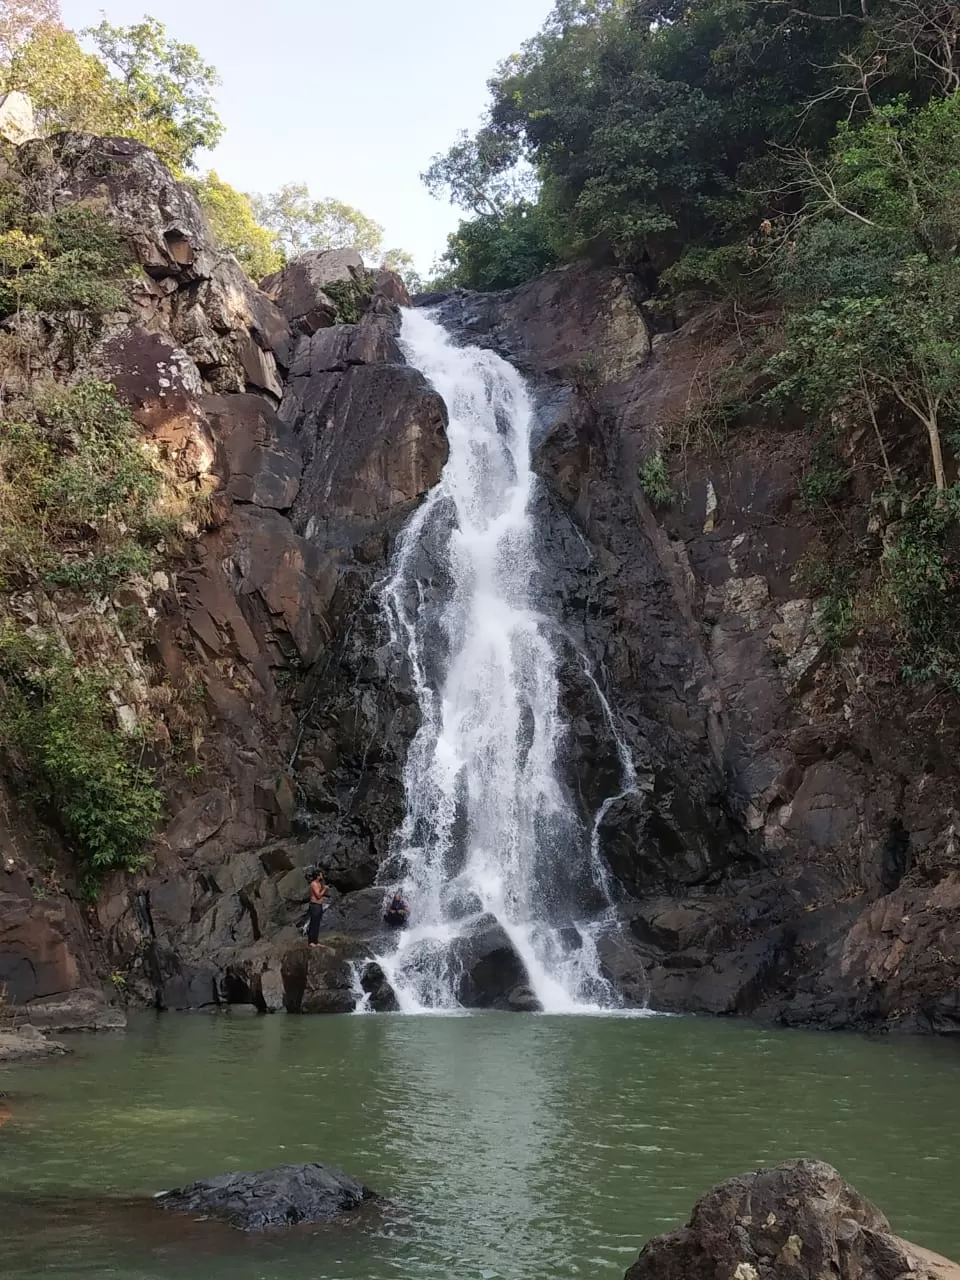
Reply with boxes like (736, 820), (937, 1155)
(0, 13), (222, 171)
(427, 0), (959, 284)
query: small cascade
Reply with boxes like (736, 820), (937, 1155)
(347, 962), (372, 1015)
(376, 308), (633, 1014)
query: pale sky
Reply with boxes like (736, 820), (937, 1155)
(59, 0), (553, 271)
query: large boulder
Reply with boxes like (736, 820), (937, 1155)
(452, 918), (536, 1010)
(158, 1162), (374, 1231)
(280, 937), (367, 1014)
(262, 249), (364, 334)
(0, 91), (39, 145)
(624, 1160), (960, 1280)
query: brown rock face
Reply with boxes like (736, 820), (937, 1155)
(430, 264), (960, 1034)
(624, 1161), (960, 1280)
(0, 132), (446, 1016)
(262, 249), (364, 335)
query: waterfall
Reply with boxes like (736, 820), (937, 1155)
(376, 308), (626, 1014)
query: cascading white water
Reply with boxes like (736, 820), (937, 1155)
(376, 308), (629, 1014)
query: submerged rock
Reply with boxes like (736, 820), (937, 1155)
(158, 1162), (374, 1231)
(624, 1159), (960, 1280)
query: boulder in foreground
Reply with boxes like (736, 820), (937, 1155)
(625, 1159), (960, 1280)
(157, 1162), (374, 1231)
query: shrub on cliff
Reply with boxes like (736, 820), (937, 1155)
(0, 380), (161, 591)
(0, 187), (131, 319)
(0, 625), (162, 890)
(0, 380), (167, 888)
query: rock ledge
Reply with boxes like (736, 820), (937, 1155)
(0, 1026), (68, 1063)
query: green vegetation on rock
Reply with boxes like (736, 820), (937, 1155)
(0, 382), (168, 890)
(428, 0), (960, 697)
(0, 184), (131, 318)
(0, 625), (163, 892)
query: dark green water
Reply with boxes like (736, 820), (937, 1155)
(1, 1012), (959, 1279)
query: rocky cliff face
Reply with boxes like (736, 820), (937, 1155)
(431, 268), (960, 1033)
(0, 132), (445, 1022)
(3, 132), (958, 1033)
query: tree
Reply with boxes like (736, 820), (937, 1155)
(188, 171), (282, 281)
(85, 18), (223, 170)
(2, 26), (126, 136)
(0, 0), (61, 63)
(380, 247), (422, 294)
(1, 15), (222, 173)
(768, 92), (960, 494)
(434, 201), (557, 291)
(422, 126), (530, 217)
(250, 183), (385, 259)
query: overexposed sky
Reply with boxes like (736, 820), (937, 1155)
(59, 0), (552, 270)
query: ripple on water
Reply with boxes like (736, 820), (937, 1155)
(0, 1012), (959, 1279)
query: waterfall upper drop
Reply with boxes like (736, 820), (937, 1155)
(378, 308), (627, 1014)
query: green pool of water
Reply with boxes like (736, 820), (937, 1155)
(1, 1011), (959, 1279)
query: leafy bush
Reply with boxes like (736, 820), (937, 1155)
(0, 190), (131, 319)
(0, 625), (162, 887)
(0, 380), (160, 591)
(882, 488), (960, 689)
(433, 201), (557, 292)
(639, 453), (675, 510)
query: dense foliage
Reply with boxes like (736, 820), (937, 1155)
(0, 183), (131, 318)
(429, 0), (960, 692)
(1, 9), (222, 172)
(0, 382), (167, 886)
(0, 625), (163, 891)
(428, 1), (958, 282)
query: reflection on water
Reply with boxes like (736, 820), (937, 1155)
(1, 1012), (959, 1280)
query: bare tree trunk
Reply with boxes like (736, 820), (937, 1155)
(926, 413), (947, 500)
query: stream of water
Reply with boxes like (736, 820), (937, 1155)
(2, 1014), (960, 1280)
(377, 309), (626, 1013)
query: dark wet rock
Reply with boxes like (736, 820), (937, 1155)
(280, 937), (366, 1015)
(158, 1162), (374, 1231)
(506, 984), (542, 1013)
(360, 962), (399, 1013)
(17, 989), (127, 1033)
(623, 1159), (960, 1280)
(290, 362), (448, 547)
(453, 920), (529, 1010)
(319, 887), (392, 938)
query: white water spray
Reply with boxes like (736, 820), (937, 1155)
(377, 309), (629, 1014)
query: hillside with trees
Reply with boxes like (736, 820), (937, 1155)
(426, 0), (960, 699)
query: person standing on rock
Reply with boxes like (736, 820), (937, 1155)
(306, 870), (328, 947)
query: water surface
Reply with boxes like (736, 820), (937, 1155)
(1, 1012), (959, 1279)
